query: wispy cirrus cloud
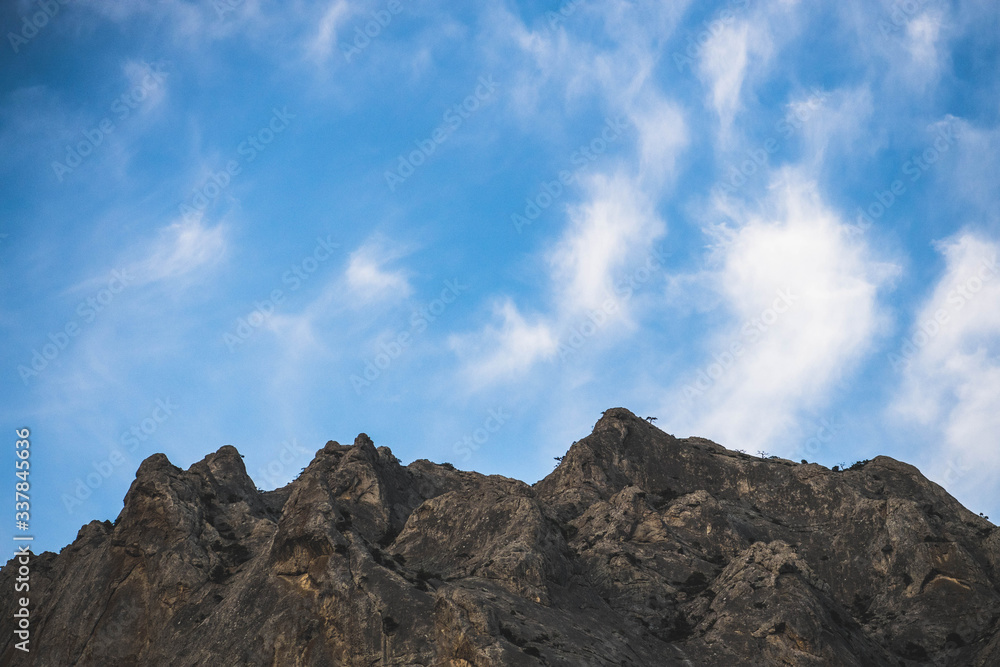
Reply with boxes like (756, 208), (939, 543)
(697, 20), (763, 139)
(307, 0), (354, 63)
(247, 234), (410, 365)
(133, 217), (228, 285)
(344, 236), (413, 304)
(446, 1), (688, 390)
(448, 298), (559, 388)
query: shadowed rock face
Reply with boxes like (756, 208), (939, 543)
(3, 408), (999, 666)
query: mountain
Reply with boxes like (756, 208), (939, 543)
(3, 407), (999, 665)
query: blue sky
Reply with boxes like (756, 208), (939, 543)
(2, 0), (999, 554)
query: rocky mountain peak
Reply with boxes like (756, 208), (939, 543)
(3, 410), (998, 666)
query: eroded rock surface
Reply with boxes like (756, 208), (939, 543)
(3, 409), (998, 665)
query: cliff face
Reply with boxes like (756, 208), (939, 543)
(3, 408), (999, 666)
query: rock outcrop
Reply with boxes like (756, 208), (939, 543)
(3, 408), (998, 665)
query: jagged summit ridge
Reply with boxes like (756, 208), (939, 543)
(3, 408), (999, 666)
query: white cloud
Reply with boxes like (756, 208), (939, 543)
(888, 232), (1000, 512)
(695, 0), (809, 146)
(668, 173), (896, 452)
(892, 232), (1000, 425)
(344, 238), (413, 304)
(252, 272), (352, 377)
(698, 22), (750, 134)
(445, 3), (694, 391)
(865, 4), (949, 93)
(946, 119), (1000, 223)
(308, 0), (354, 63)
(789, 86), (877, 170)
(903, 11), (945, 87)
(264, 307), (326, 360)
(697, 20), (773, 139)
(78, 0), (205, 40)
(132, 217), (227, 285)
(447, 169), (671, 390)
(251, 235), (411, 371)
(121, 60), (169, 113)
(548, 172), (665, 316)
(906, 12), (941, 66)
(483, 0), (690, 127)
(448, 299), (558, 388)
(628, 94), (689, 187)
